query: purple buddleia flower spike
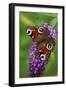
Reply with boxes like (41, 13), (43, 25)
(28, 22), (57, 77)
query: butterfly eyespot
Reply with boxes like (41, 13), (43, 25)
(26, 28), (32, 35)
(40, 54), (46, 61)
(46, 43), (53, 50)
(38, 27), (44, 34)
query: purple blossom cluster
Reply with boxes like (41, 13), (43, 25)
(29, 23), (57, 77)
(43, 23), (57, 40)
(29, 41), (51, 77)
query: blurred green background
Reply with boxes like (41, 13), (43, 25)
(19, 12), (58, 78)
